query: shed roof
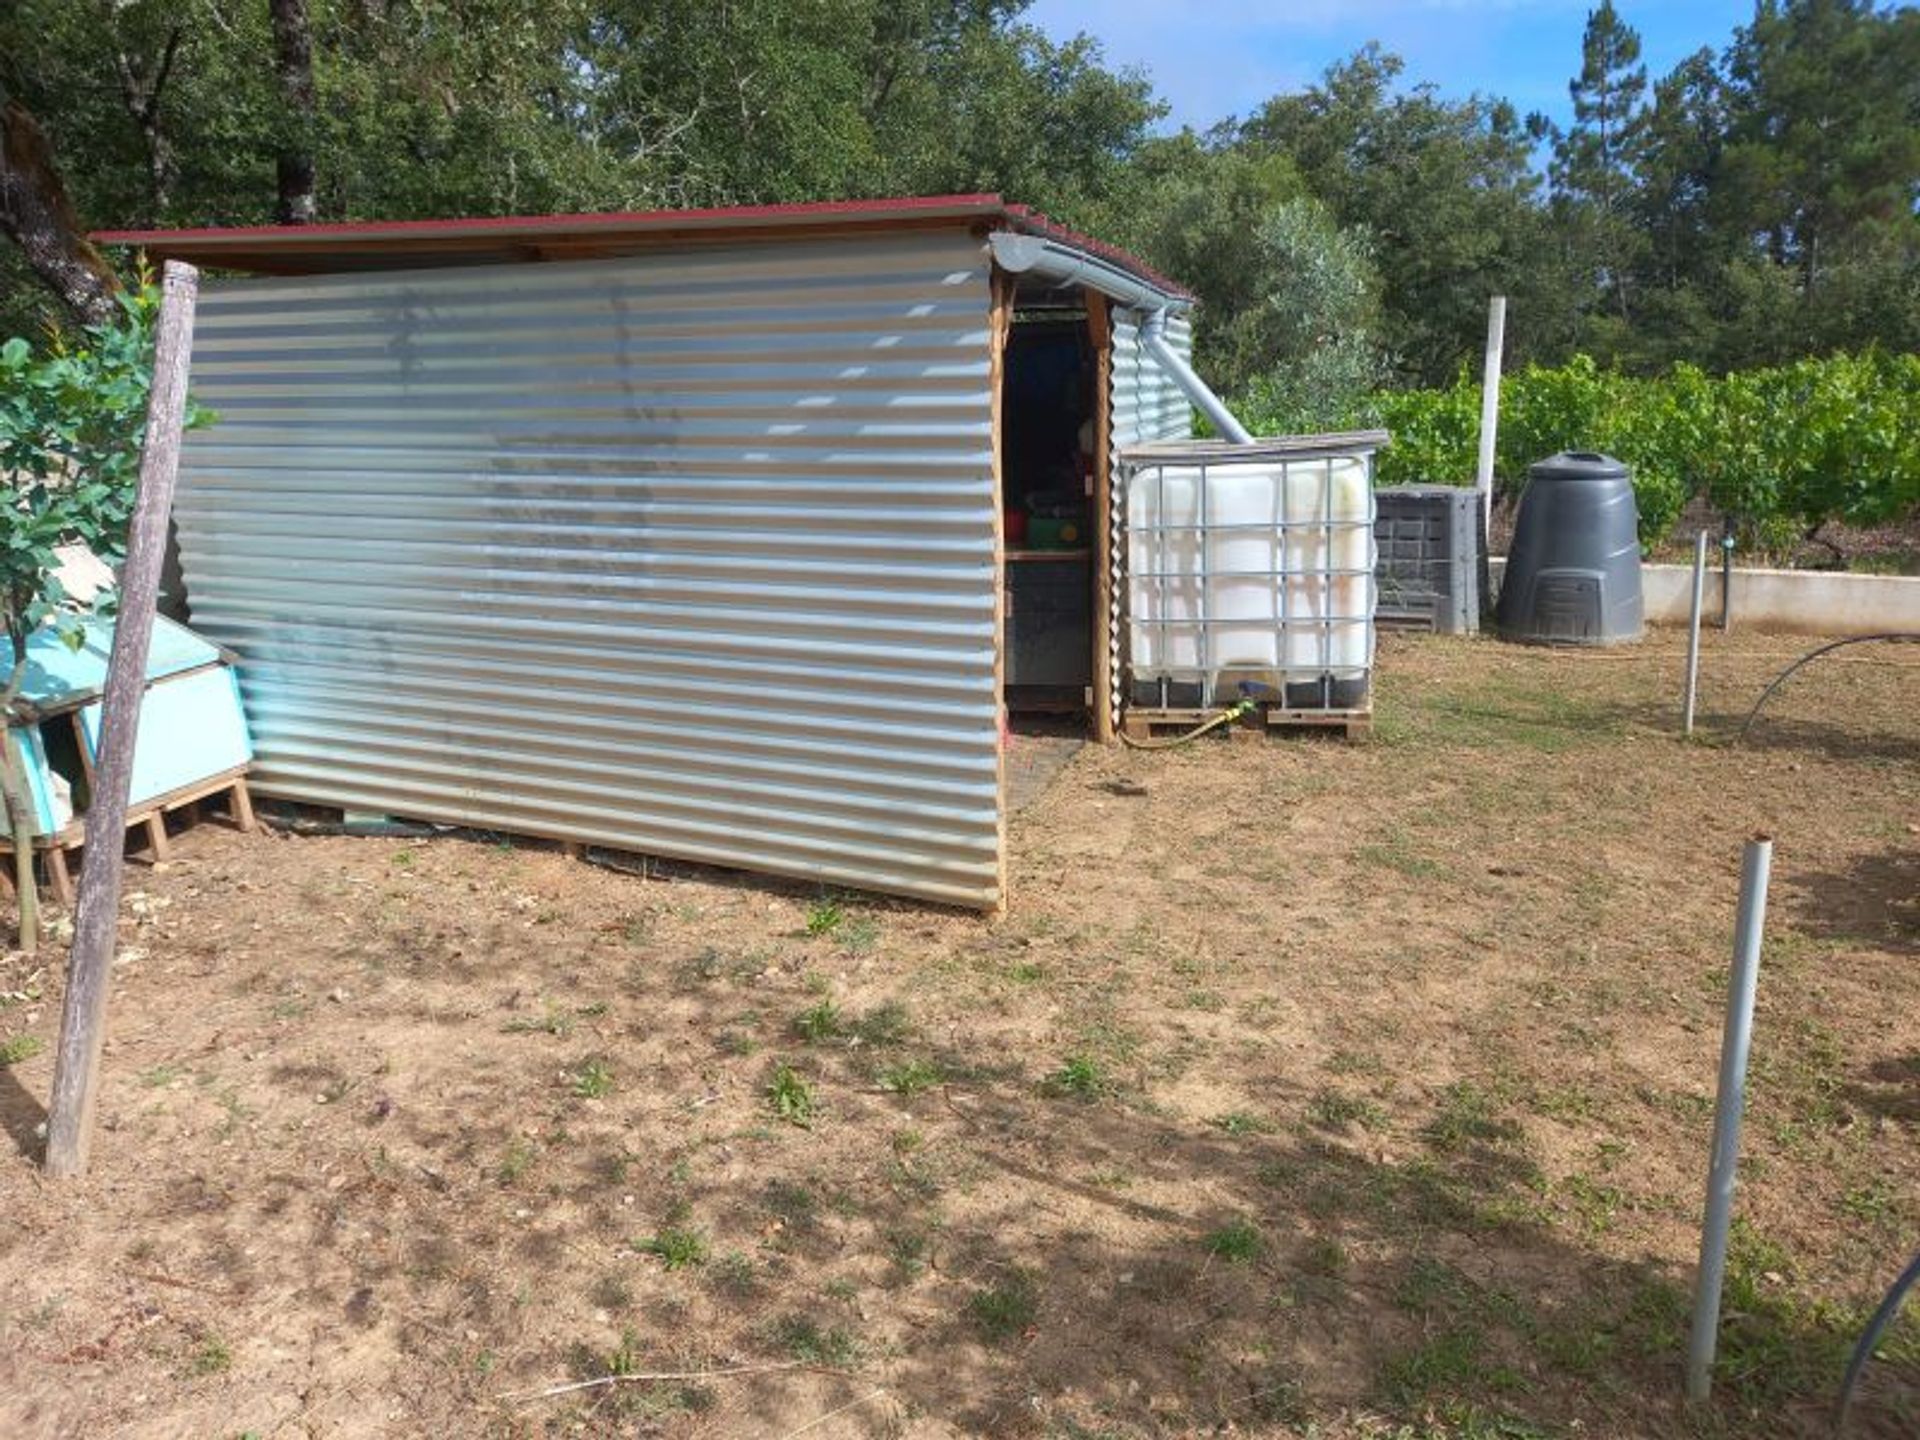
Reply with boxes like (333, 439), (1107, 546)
(96, 192), (1192, 301)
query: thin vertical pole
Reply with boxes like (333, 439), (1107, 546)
(1720, 517), (1735, 633)
(1475, 296), (1506, 545)
(1683, 530), (1708, 737)
(44, 260), (199, 1178)
(1687, 834), (1774, 1404)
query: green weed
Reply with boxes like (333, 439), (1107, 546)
(1042, 1055), (1109, 1100)
(0, 1033), (44, 1066)
(966, 1270), (1038, 1342)
(634, 1227), (709, 1270)
(502, 1002), (574, 1037)
(804, 898), (844, 937)
(793, 1000), (842, 1043)
(1202, 1217), (1262, 1262)
(498, 1138), (537, 1184)
(570, 1057), (614, 1099)
(1308, 1087), (1388, 1132)
(1425, 1080), (1522, 1150)
(851, 1001), (912, 1047)
(767, 1064), (816, 1126)
(767, 1314), (860, 1366)
(880, 1059), (943, 1096)
(1210, 1110), (1269, 1136)
(188, 1334), (233, 1376)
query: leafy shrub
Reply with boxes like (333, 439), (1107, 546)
(1236, 350), (1920, 551)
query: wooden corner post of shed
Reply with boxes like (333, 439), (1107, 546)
(988, 266), (1013, 916)
(44, 260), (200, 1179)
(1084, 290), (1116, 744)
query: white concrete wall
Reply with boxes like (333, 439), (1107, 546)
(1489, 557), (1920, 636)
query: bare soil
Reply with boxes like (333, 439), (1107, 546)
(0, 628), (1915, 1440)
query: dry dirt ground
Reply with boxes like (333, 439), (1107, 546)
(0, 628), (1915, 1440)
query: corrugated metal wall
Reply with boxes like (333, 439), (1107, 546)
(1110, 309), (1194, 452)
(1107, 308), (1195, 728)
(174, 234), (1005, 908)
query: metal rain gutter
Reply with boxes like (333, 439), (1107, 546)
(987, 231), (1253, 445)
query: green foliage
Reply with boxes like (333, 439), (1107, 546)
(1281, 351), (1920, 551)
(0, 284), (207, 654)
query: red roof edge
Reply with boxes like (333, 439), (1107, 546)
(92, 191), (1191, 302)
(92, 192), (1007, 248)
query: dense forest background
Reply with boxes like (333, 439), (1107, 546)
(2, 0), (1916, 419)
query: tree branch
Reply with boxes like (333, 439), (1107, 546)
(0, 99), (120, 328)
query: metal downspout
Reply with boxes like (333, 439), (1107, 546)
(1139, 309), (1252, 444)
(986, 231), (1254, 445)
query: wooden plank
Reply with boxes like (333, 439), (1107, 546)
(1085, 290), (1116, 745)
(143, 814), (170, 862)
(46, 259), (199, 1180)
(1122, 702), (1374, 744)
(0, 765), (256, 852)
(227, 776), (256, 832)
(42, 847), (72, 907)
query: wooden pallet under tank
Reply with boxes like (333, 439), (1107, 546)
(1122, 703), (1372, 743)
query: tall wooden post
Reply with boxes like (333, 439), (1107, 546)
(44, 260), (199, 1178)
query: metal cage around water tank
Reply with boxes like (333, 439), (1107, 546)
(1118, 433), (1386, 711)
(1497, 451), (1644, 646)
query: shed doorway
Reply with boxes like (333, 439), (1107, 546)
(999, 286), (1110, 731)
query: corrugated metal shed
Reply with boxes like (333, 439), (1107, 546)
(1110, 308), (1195, 452)
(173, 232), (1006, 907)
(1104, 308), (1195, 731)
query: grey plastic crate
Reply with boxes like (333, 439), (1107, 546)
(1374, 485), (1482, 633)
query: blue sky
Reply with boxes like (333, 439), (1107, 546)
(1024, 1), (1758, 132)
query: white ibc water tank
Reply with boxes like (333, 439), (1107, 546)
(1123, 437), (1380, 708)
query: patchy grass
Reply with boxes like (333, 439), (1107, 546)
(1041, 1055), (1110, 1100)
(766, 1313), (861, 1367)
(633, 1226), (709, 1271)
(1202, 1217), (1262, 1263)
(1308, 1087), (1389, 1133)
(966, 1270), (1039, 1343)
(1, 630), (1915, 1438)
(569, 1057), (614, 1099)
(879, 1059), (943, 1097)
(0, 1033), (43, 1066)
(792, 999), (842, 1043)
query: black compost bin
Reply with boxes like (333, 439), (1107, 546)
(1496, 451), (1643, 646)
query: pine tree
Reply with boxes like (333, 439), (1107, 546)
(1552, 1), (1650, 328)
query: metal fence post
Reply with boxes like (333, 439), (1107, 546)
(1683, 530), (1708, 736)
(1687, 834), (1774, 1403)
